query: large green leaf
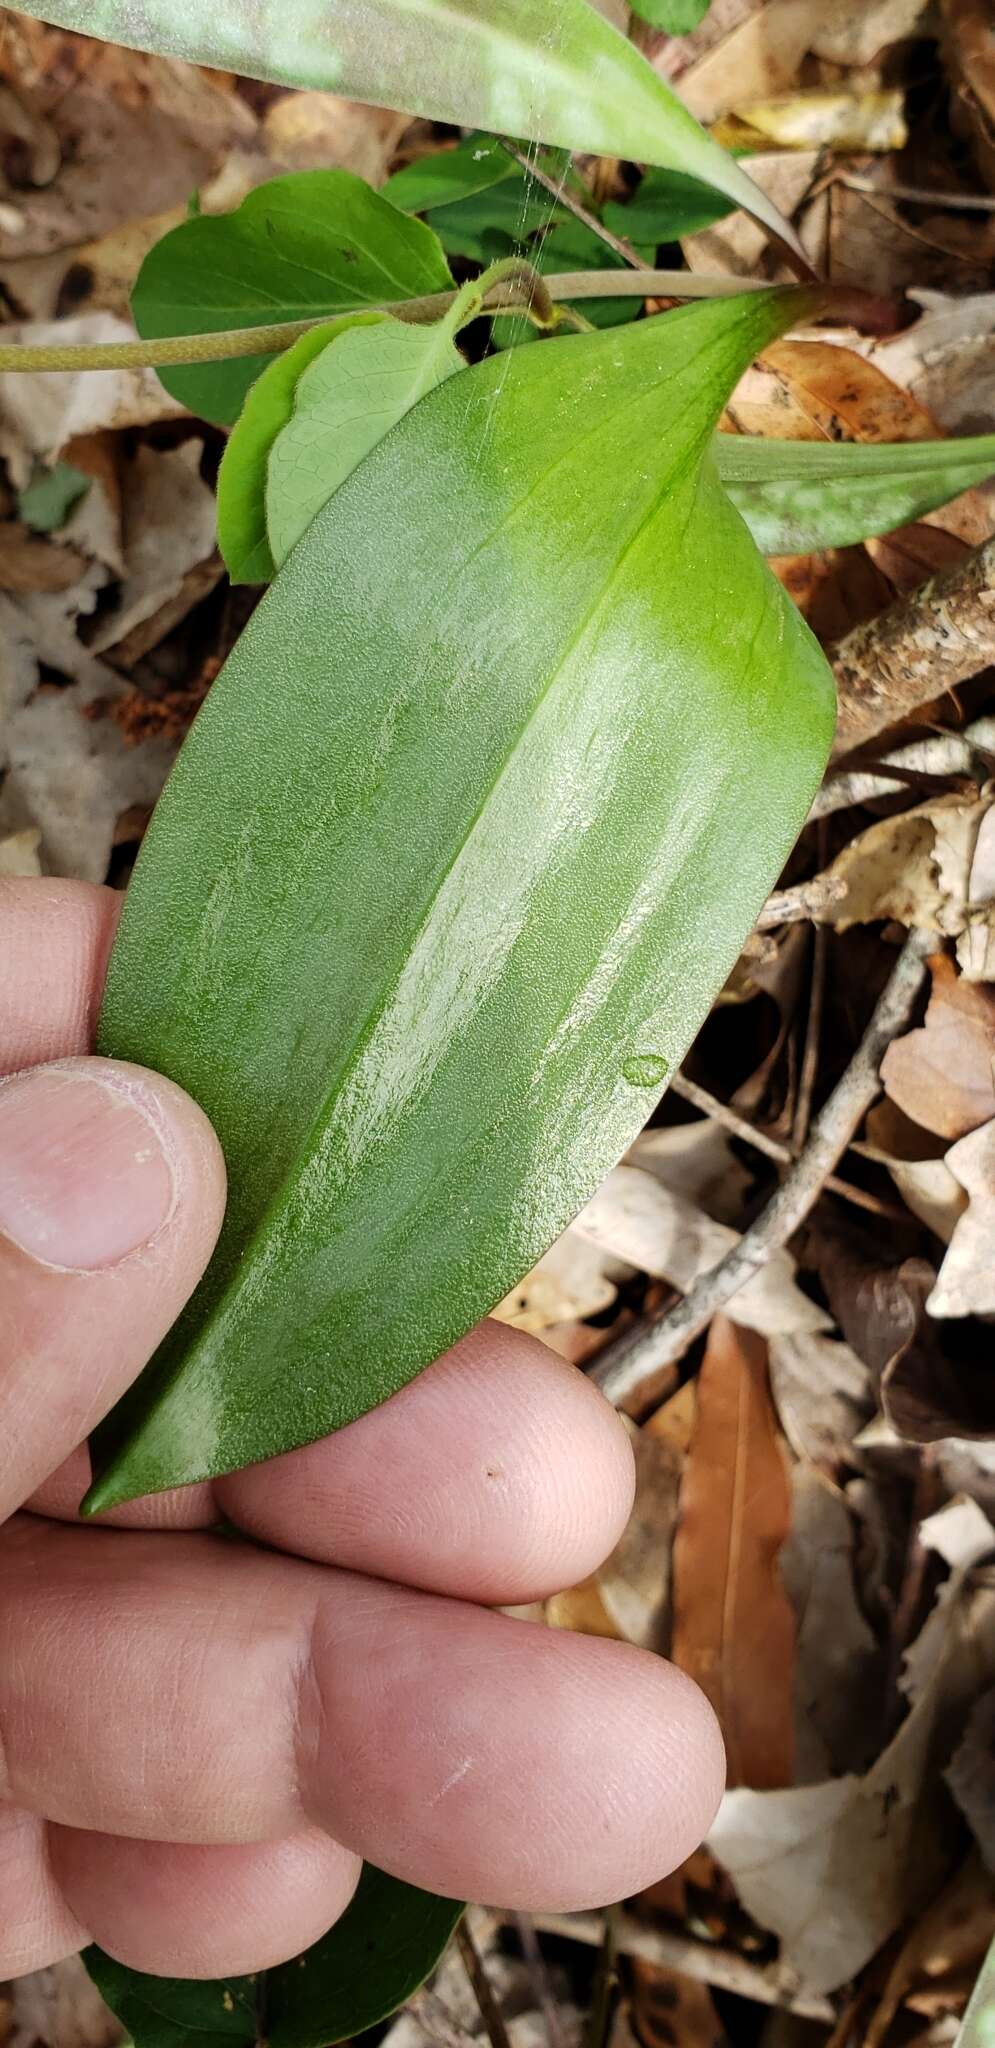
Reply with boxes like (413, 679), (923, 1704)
(12, 0), (803, 258)
(716, 429), (995, 555)
(85, 288), (833, 1511)
(130, 171), (454, 424)
(87, 1866), (463, 2048)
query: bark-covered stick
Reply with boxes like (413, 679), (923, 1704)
(832, 535), (995, 758)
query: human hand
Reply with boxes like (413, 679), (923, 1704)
(0, 878), (724, 1983)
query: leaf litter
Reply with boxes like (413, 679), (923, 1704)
(9, 4), (995, 2048)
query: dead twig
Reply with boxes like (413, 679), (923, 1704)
(519, 1912), (835, 2024)
(499, 140), (644, 270)
(456, 1921), (515, 2048)
(670, 1073), (910, 1224)
(593, 929), (932, 1405)
(757, 874), (848, 928)
(512, 1915), (568, 2048)
(793, 917), (829, 1150)
(833, 537), (995, 759)
(840, 172), (995, 213)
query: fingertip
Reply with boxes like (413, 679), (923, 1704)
(221, 1324), (637, 1604)
(0, 880), (121, 1073)
(47, 1825), (361, 1979)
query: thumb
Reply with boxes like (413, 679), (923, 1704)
(0, 1056), (226, 1522)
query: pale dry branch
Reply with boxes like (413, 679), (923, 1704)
(833, 538), (995, 759)
(593, 929), (932, 1404)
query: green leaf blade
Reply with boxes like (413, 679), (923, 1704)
(13, 0), (804, 257)
(131, 171), (454, 424)
(87, 289), (834, 1512)
(87, 1868), (463, 2048)
(218, 313), (388, 584)
(717, 429), (995, 554)
(266, 312), (467, 569)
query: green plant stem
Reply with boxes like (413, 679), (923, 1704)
(0, 270), (771, 374)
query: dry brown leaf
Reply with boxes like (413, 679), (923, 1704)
(682, 150), (820, 278)
(574, 1164), (831, 1339)
(882, 956), (995, 1140)
(780, 1463), (886, 1780)
(672, 1316), (796, 1790)
(862, 1099), (968, 1243)
(628, 1959), (726, 2048)
(0, 522), (88, 593)
(948, 1694), (995, 1873)
(676, 0), (929, 122)
(262, 93), (409, 185)
(768, 1328), (874, 1465)
(814, 794), (995, 981)
(871, 290), (995, 436)
(862, 1854), (995, 2048)
(827, 179), (995, 298)
(0, 586), (177, 879)
(88, 442), (218, 657)
(942, 0), (995, 190)
(492, 1227), (632, 1334)
(626, 1118), (752, 1227)
(929, 1120), (995, 1318)
(716, 87), (907, 153)
(0, 20), (255, 265)
(730, 338), (943, 444)
(708, 1500), (995, 1996)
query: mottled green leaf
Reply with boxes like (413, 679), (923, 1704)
(716, 429), (995, 555)
(86, 289), (833, 1511)
(130, 171), (453, 424)
(217, 314), (386, 584)
(87, 1867), (463, 2048)
(381, 135), (518, 216)
(603, 167), (734, 245)
(12, 0), (803, 258)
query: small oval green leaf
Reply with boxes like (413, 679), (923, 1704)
(130, 171), (454, 424)
(12, 0), (804, 260)
(716, 429), (995, 555)
(218, 314), (387, 585)
(86, 289), (834, 1513)
(86, 1866), (463, 2048)
(265, 301), (471, 570)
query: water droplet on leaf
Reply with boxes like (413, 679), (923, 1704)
(622, 1052), (669, 1088)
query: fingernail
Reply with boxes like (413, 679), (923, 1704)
(0, 1063), (176, 1271)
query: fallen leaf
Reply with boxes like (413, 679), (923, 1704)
(682, 150), (820, 278)
(871, 290), (995, 436)
(717, 88), (908, 154)
(814, 794), (995, 981)
(596, 1399), (691, 1652)
(261, 93), (409, 185)
(929, 1121), (995, 1319)
(672, 1316), (796, 1789)
(948, 1694), (995, 1875)
(780, 1463), (887, 1780)
(729, 339), (944, 446)
(0, 19), (256, 263)
(574, 1165), (831, 1340)
(862, 1099), (968, 1244)
(768, 1328), (874, 1466)
(88, 442), (219, 656)
(942, 0), (995, 191)
(626, 1118), (752, 1226)
(677, 0), (930, 122)
(708, 1501), (995, 1995)
(863, 1854), (995, 2048)
(0, 522), (88, 593)
(0, 828), (41, 878)
(629, 1958), (727, 2048)
(0, 587), (177, 880)
(492, 1228), (633, 1334)
(882, 956), (995, 1141)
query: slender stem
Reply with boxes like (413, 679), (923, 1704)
(456, 1921), (515, 2048)
(0, 271), (771, 375)
(499, 137), (644, 270)
(841, 171), (995, 213)
(671, 1072), (909, 1224)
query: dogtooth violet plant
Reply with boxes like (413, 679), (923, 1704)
(7, 3), (995, 2042)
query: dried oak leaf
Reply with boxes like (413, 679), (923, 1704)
(672, 1316), (796, 1791)
(929, 1119), (995, 1319)
(882, 956), (995, 1141)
